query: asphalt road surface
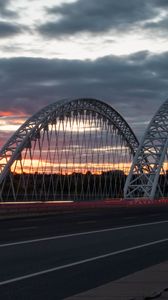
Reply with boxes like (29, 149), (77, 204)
(0, 206), (168, 299)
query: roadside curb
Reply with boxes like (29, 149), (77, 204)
(65, 261), (168, 300)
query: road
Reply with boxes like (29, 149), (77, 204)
(0, 206), (168, 299)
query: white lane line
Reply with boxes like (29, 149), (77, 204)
(0, 219), (168, 248)
(9, 226), (38, 232)
(0, 237), (168, 286)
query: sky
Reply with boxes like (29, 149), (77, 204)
(0, 0), (168, 147)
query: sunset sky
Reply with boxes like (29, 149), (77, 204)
(0, 0), (168, 147)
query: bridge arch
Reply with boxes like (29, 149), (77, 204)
(0, 98), (139, 201)
(124, 99), (168, 199)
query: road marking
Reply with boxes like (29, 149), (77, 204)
(0, 219), (168, 248)
(0, 237), (168, 286)
(9, 226), (38, 232)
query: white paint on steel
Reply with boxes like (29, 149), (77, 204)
(0, 98), (139, 201)
(124, 98), (168, 199)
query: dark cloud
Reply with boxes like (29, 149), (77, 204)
(0, 0), (17, 18)
(143, 0), (168, 34)
(0, 21), (22, 38)
(38, 0), (158, 37)
(0, 51), (168, 137)
(153, 0), (168, 7)
(144, 18), (168, 35)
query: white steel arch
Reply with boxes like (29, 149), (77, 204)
(0, 98), (139, 201)
(124, 99), (168, 199)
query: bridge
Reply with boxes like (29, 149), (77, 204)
(1, 98), (168, 300)
(0, 98), (168, 201)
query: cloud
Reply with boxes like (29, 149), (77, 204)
(0, 21), (22, 38)
(144, 17), (168, 36)
(0, 51), (168, 138)
(141, 0), (168, 35)
(38, 0), (158, 37)
(153, 0), (168, 7)
(0, 0), (17, 18)
(0, 1), (21, 38)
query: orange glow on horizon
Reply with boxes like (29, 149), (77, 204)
(10, 158), (131, 175)
(9, 159), (168, 176)
(0, 111), (29, 133)
(0, 110), (17, 117)
(0, 110), (27, 117)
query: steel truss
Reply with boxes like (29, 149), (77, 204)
(124, 99), (168, 199)
(0, 98), (138, 201)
